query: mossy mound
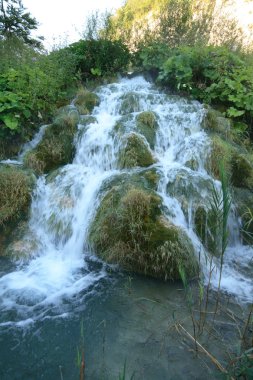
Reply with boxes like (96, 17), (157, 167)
(209, 135), (253, 190)
(74, 88), (99, 115)
(88, 184), (198, 281)
(208, 135), (235, 180)
(23, 110), (79, 174)
(202, 108), (231, 137)
(231, 154), (253, 189)
(0, 165), (34, 228)
(0, 165), (35, 253)
(135, 111), (158, 148)
(118, 133), (156, 169)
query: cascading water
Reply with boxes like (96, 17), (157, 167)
(0, 76), (252, 378)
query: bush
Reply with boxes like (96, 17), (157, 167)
(156, 46), (253, 133)
(0, 39), (78, 156)
(67, 39), (130, 78)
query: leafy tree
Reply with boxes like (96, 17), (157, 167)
(0, 0), (43, 48)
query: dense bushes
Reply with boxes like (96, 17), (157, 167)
(0, 36), (130, 159)
(0, 39), (78, 158)
(136, 44), (253, 135)
(67, 39), (130, 78)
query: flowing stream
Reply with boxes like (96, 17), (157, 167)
(0, 76), (252, 379)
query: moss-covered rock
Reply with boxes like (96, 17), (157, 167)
(0, 165), (35, 254)
(88, 184), (198, 281)
(23, 109), (79, 174)
(167, 168), (214, 217)
(74, 88), (99, 115)
(202, 108), (231, 137)
(231, 154), (253, 189)
(135, 111), (158, 148)
(208, 135), (235, 180)
(118, 133), (156, 169)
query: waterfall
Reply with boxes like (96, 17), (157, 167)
(0, 75), (252, 329)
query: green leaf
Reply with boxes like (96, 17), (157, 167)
(1, 115), (19, 130)
(23, 109), (31, 119)
(227, 107), (245, 118)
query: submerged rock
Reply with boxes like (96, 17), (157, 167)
(23, 109), (79, 174)
(118, 133), (156, 169)
(135, 111), (158, 148)
(88, 182), (198, 281)
(119, 92), (141, 114)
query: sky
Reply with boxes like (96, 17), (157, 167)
(22, 0), (124, 50)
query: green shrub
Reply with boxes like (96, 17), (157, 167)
(67, 39), (130, 78)
(0, 39), (78, 155)
(156, 45), (253, 134)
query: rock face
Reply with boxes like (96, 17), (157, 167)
(88, 180), (198, 281)
(0, 164), (35, 254)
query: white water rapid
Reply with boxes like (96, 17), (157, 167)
(0, 76), (252, 328)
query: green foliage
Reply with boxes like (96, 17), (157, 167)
(134, 42), (171, 72)
(0, 0), (43, 48)
(67, 39), (130, 79)
(225, 348), (253, 379)
(0, 39), (78, 154)
(156, 46), (253, 130)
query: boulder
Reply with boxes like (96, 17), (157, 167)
(135, 111), (158, 148)
(88, 183), (198, 280)
(118, 133), (156, 169)
(23, 109), (79, 174)
(202, 108), (231, 137)
(231, 154), (253, 190)
(74, 88), (99, 115)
